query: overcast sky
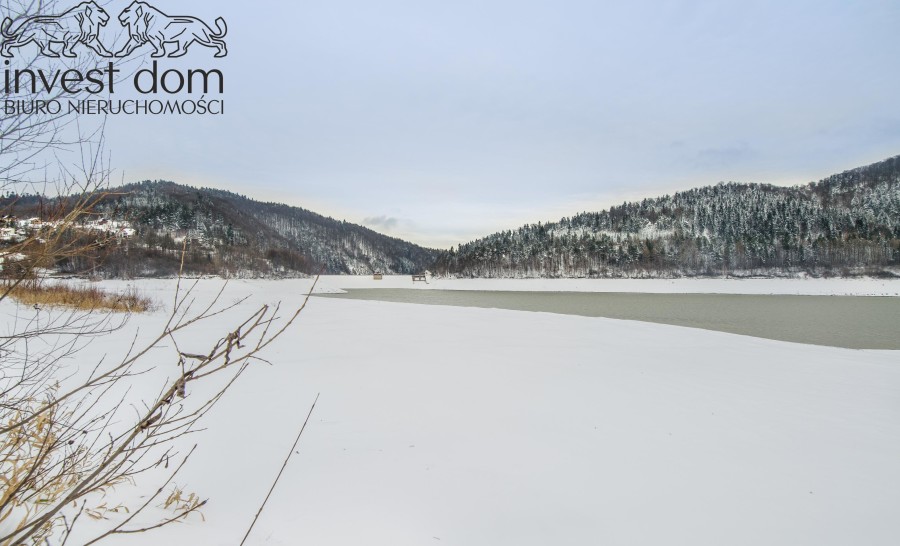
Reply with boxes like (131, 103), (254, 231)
(99, 0), (900, 248)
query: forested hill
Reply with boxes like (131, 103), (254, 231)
(4, 181), (437, 277)
(101, 181), (437, 276)
(433, 156), (900, 278)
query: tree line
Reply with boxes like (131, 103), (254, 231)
(432, 156), (900, 278)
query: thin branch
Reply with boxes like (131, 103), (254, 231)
(239, 393), (320, 546)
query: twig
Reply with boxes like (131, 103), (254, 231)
(239, 393), (319, 546)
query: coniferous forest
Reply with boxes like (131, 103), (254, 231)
(432, 156), (900, 278)
(1, 181), (438, 277)
(1, 156), (897, 278)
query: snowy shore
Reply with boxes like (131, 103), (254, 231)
(7, 279), (898, 545)
(311, 275), (900, 296)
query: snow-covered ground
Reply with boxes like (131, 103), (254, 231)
(6, 278), (899, 545)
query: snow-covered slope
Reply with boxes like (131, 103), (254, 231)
(1, 182), (438, 277)
(433, 155), (900, 278)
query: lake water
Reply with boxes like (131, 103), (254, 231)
(317, 289), (900, 350)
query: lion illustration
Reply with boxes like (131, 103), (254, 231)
(116, 1), (227, 58)
(1, 1), (113, 58)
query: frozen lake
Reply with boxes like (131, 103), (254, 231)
(10, 279), (896, 545)
(318, 289), (900, 349)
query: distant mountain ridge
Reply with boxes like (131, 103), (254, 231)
(3, 157), (897, 279)
(3, 181), (438, 277)
(432, 156), (900, 278)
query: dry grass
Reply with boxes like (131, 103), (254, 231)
(3, 283), (155, 313)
